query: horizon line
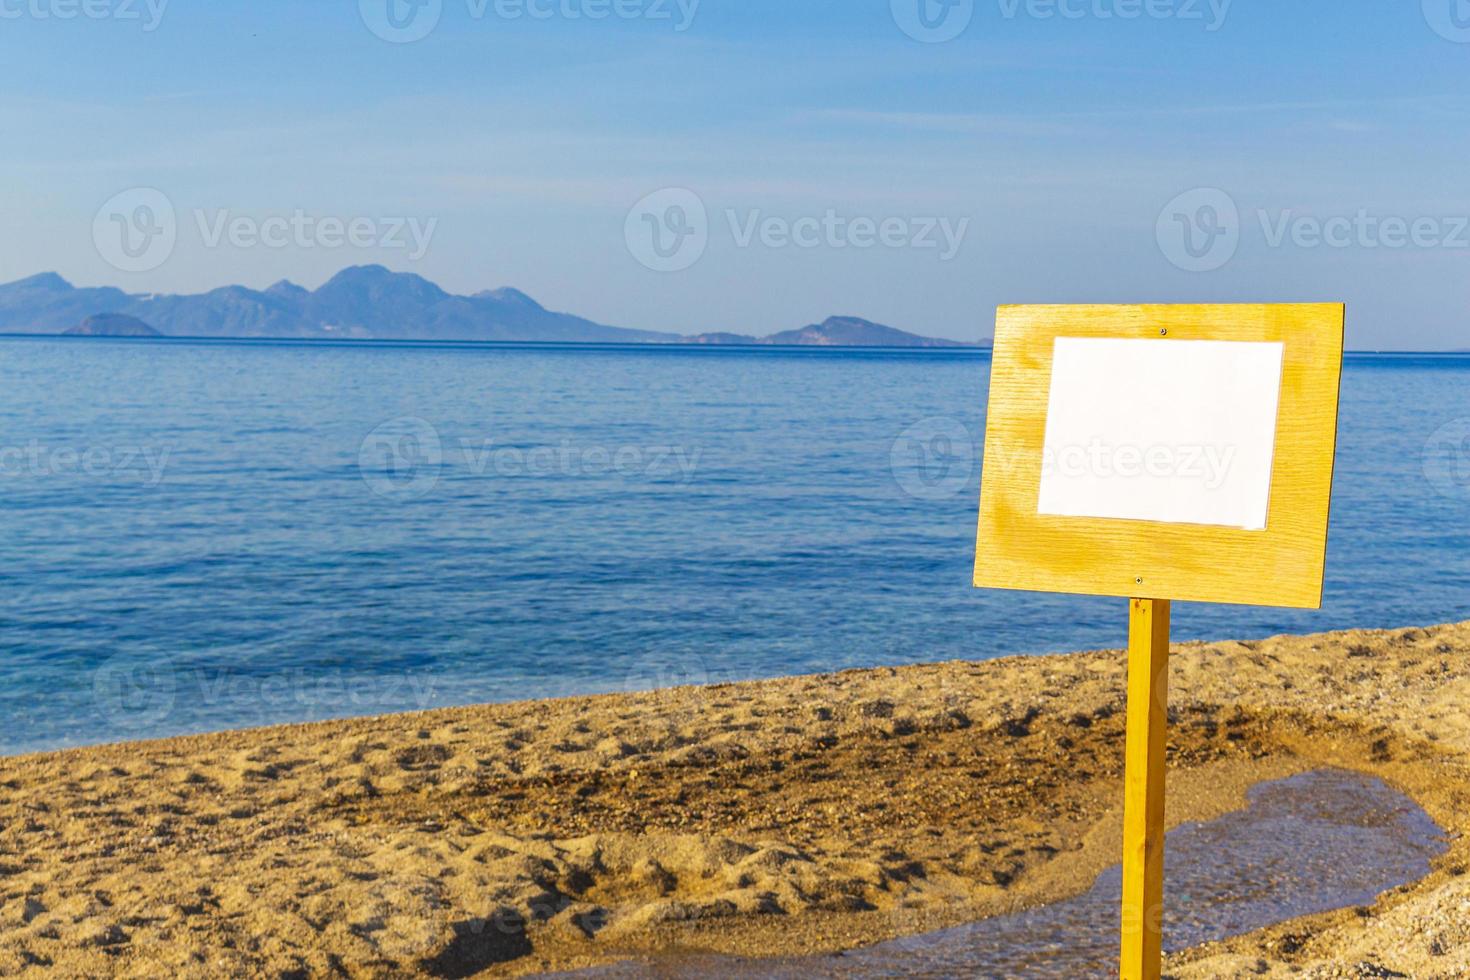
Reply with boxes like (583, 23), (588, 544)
(4, 332), (1468, 357)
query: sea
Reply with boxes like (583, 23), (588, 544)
(2, 337), (1467, 755)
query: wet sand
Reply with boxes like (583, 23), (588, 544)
(2, 620), (1468, 978)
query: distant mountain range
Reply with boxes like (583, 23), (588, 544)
(0, 267), (979, 347)
(64, 313), (161, 337)
(688, 316), (965, 347)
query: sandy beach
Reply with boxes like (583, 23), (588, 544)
(2, 619), (1468, 978)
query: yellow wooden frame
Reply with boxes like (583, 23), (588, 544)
(973, 304), (1344, 609)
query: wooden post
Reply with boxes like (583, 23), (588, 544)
(1121, 597), (1170, 980)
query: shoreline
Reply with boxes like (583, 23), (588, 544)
(3, 620), (1468, 977)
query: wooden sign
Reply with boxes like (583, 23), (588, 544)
(974, 304), (1344, 609)
(972, 304), (1344, 980)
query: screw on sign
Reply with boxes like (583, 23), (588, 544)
(974, 304), (1344, 979)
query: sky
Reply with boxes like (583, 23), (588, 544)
(1, 0), (1467, 347)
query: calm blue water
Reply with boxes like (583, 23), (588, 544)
(2, 338), (1468, 755)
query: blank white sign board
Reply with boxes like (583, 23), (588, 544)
(1037, 338), (1285, 531)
